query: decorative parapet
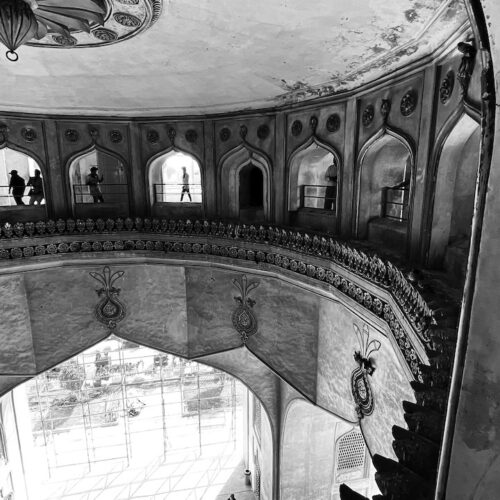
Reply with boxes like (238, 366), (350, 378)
(0, 217), (434, 380)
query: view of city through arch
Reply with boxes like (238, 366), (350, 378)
(14, 338), (250, 500)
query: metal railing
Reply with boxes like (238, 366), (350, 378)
(381, 185), (409, 222)
(0, 185), (45, 206)
(299, 184), (337, 212)
(154, 183), (202, 204)
(73, 184), (129, 204)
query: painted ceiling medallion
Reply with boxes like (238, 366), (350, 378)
(350, 323), (381, 419)
(0, 0), (106, 60)
(232, 275), (259, 344)
(24, 0), (163, 50)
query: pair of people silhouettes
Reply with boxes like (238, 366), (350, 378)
(8, 169), (44, 205)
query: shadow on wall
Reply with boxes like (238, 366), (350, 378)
(428, 113), (480, 285)
(280, 399), (377, 500)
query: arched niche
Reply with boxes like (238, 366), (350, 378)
(0, 146), (47, 222)
(68, 147), (129, 219)
(287, 139), (341, 232)
(356, 131), (413, 249)
(280, 399), (376, 499)
(428, 114), (480, 283)
(147, 149), (203, 219)
(219, 145), (271, 222)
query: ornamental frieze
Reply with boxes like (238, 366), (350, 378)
(0, 217), (433, 381)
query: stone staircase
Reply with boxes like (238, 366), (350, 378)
(340, 287), (459, 500)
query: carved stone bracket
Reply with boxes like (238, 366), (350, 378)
(90, 266), (126, 330)
(351, 323), (380, 419)
(232, 274), (259, 343)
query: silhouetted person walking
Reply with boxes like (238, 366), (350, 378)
(9, 170), (25, 205)
(27, 169), (44, 205)
(180, 166), (192, 201)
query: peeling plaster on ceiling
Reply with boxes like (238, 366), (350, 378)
(0, 0), (468, 116)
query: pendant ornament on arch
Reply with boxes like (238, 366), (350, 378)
(90, 266), (126, 331)
(350, 323), (381, 419)
(231, 275), (260, 344)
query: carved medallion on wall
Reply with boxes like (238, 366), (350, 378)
(362, 105), (374, 127)
(309, 116), (318, 133)
(291, 120), (303, 137)
(439, 71), (455, 104)
(350, 323), (381, 419)
(326, 114), (341, 133)
(90, 266), (126, 330)
(109, 130), (123, 143)
(239, 125), (248, 140)
(185, 129), (198, 143)
(21, 128), (37, 143)
(257, 124), (270, 140)
(26, 0), (163, 49)
(220, 127), (231, 142)
(232, 275), (259, 344)
(147, 129), (159, 144)
(65, 129), (79, 142)
(400, 90), (418, 116)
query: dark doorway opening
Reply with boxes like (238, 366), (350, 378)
(239, 165), (264, 222)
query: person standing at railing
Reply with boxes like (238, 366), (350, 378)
(180, 166), (192, 202)
(86, 166), (104, 203)
(27, 169), (44, 205)
(8, 170), (26, 205)
(324, 158), (338, 210)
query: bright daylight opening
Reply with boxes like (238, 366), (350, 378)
(0, 337), (250, 500)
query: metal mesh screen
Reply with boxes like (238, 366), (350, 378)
(336, 431), (366, 472)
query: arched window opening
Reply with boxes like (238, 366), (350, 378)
(1, 337), (254, 500)
(149, 151), (202, 204)
(239, 164), (263, 214)
(289, 143), (338, 213)
(357, 134), (412, 249)
(280, 399), (377, 500)
(69, 149), (129, 217)
(428, 114), (480, 284)
(0, 148), (45, 207)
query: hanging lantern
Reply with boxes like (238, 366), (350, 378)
(0, 0), (38, 61)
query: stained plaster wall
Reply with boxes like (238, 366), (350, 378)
(443, 1), (500, 498)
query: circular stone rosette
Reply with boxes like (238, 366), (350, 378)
(26, 0), (163, 48)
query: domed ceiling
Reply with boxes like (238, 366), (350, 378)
(1, 0), (468, 116)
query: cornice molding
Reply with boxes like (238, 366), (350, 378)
(0, 216), (437, 381)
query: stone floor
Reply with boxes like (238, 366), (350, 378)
(37, 448), (255, 499)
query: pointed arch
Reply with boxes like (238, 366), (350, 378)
(287, 136), (342, 213)
(354, 126), (415, 239)
(425, 113), (480, 276)
(145, 146), (203, 209)
(66, 144), (130, 217)
(218, 143), (273, 221)
(0, 144), (48, 213)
